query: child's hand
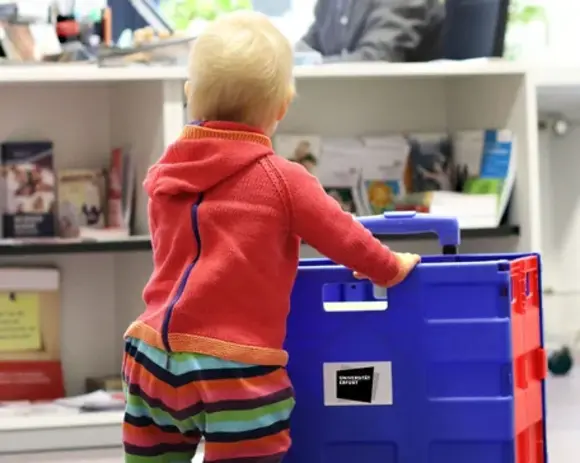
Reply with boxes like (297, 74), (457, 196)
(354, 252), (420, 287)
(392, 252), (421, 284)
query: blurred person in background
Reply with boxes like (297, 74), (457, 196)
(298, 0), (444, 62)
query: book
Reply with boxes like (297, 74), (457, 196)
(273, 131), (515, 228)
(0, 22), (36, 61)
(107, 147), (135, 234)
(405, 133), (454, 193)
(428, 130), (516, 229)
(273, 134), (321, 176)
(358, 137), (409, 214)
(1, 141), (56, 238)
(0, 21), (61, 62)
(57, 169), (107, 238)
(0, 267), (64, 401)
(317, 147), (364, 215)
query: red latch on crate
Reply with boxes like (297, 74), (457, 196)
(533, 348), (547, 381)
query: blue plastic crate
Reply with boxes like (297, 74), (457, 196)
(284, 212), (546, 463)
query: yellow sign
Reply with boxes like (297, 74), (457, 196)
(0, 293), (42, 352)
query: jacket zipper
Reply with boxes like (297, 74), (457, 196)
(161, 193), (204, 352)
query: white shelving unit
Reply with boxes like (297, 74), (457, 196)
(0, 61), (542, 454)
(0, 69), (184, 454)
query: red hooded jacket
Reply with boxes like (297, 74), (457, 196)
(124, 121), (403, 366)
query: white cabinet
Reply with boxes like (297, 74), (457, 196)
(0, 61), (541, 453)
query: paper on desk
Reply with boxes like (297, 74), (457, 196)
(55, 390), (124, 410)
(0, 402), (75, 417)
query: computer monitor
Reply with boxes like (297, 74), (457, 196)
(443, 0), (510, 60)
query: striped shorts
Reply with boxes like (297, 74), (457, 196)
(122, 337), (295, 462)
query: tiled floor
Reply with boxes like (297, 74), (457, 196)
(1, 371), (578, 462)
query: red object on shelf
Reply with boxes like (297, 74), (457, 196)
(108, 148), (124, 229)
(510, 256), (546, 463)
(102, 7), (113, 46)
(0, 361), (65, 401)
(56, 20), (80, 38)
(394, 204), (430, 213)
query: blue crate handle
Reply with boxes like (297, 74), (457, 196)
(357, 211), (461, 253)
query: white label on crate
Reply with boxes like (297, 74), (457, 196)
(323, 301), (387, 312)
(323, 285), (388, 312)
(323, 362), (393, 406)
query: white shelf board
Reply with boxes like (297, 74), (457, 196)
(0, 412), (122, 454)
(0, 60), (526, 85)
(0, 64), (186, 83)
(293, 60), (526, 79)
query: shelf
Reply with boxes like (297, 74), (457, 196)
(0, 60), (526, 85)
(0, 227), (518, 257)
(6, 60), (580, 98)
(0, 64), (186, 84)
(0, 411), (123, 454)
(0, 235), (152, 256)
(293, 60), (526, 79)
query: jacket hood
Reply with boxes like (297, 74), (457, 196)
(144, 123), (273, 197)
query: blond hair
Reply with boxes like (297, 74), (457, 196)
(187, 11), (295, 128)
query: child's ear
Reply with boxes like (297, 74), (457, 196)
(276, 102), (289, 122)
(184, 80), (191, 98)
(276, 87), (295, 121)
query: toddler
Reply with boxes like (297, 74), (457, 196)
(122, 11), (419, 463)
